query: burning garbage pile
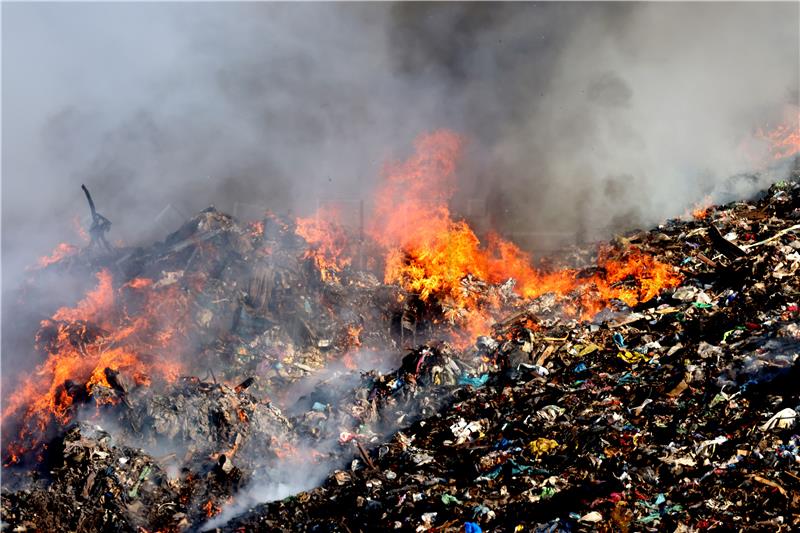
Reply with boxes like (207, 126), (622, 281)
(224, 178), (800, 532)
(2, 129), (799, 532)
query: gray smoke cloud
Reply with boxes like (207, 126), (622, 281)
(482, 2), (800, 241)
(3, 2), (798, 278)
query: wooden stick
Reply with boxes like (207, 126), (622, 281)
(741, 224), (800, 251)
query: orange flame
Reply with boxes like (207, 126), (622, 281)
(295, 206), (352, 282)
(203, 499), (221, 518)
(247, 220), (265, 239)
(34, 243), (79, 270)
(578, 247), (684, 319)
(346, 324), (362, 348)
(31, 216), (93, 270)
(72, 216), (90, 243)
(690, 195), (713, 221)
(5, 128), (686, 463)
(125, 277), (154, 290)
(2, 269), (188, 458)
(368, 130), (682, 340)
(270, 436), (301, 461)
(340, 324), (363, 369)
(757, 110), (800, 160)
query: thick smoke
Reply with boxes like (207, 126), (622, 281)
(480, 2), (800, 241)
(4, 2), (798, 276)
(2, 0), (799, 515)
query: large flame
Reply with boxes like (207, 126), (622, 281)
(367, 130), (682, 338)
(4, 128), (685, 463)
(2, 270), (188, 461)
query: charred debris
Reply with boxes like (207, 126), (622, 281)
(3, 178), (800, 532)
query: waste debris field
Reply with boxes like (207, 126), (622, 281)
(2, 131), (800, 532)
(226, 177), (800, 532)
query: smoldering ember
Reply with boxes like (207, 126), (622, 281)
(3, 3), (800, 533)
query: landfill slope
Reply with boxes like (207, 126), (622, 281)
(227, 180), (800, 532)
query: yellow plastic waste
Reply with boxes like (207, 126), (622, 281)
(617, 350), (650, 364)
(575, 343), (600, 357)
(528, 438), (559, 456)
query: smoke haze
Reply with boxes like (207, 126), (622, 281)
(4, 2), (798, 280)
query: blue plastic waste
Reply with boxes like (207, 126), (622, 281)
(464, 522), (482, 533)
(458, 374), (490, 388)
(613, 333), (627, 348)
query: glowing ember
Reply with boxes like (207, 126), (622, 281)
(203, 499), (221, 518)
(247, 220), (265, 239)
(296, 206), (352, 282)
(270, 436), (301, 461)
(340, 324), (364, 370)
(346, 324), (362, 348)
